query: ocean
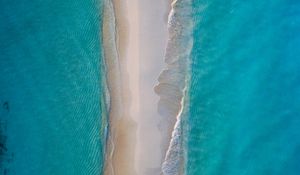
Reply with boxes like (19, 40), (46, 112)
(0, 0), (107, 174)
(184, 0), (300, 175)
(1, 0), (300, 175)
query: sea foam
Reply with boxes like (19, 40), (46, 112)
(154, 0), (193, 174)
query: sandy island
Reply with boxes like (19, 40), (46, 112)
(103, 0), (173, 174)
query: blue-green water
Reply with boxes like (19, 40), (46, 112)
(185, 0), (300, 175)
(0, 0), (107, 174)
(2, 0), (300, 174)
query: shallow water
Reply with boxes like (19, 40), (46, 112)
(185, 0), (300, 174)
(0, 0), (106, 174)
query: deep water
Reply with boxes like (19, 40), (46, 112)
(185, 1), (300, 175)
(0, 0), (106, 174)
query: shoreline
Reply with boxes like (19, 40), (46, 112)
(102, 0), (137, 174)
(156, 0), (194, 174)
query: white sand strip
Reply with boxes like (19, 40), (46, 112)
(103, 0), (172, 174)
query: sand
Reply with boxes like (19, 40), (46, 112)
(137, 0), (172, 174)
(102, 0), (172, 174)
(102, 0), (137, 174)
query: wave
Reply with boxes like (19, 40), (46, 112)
(154, 0), (194, 174)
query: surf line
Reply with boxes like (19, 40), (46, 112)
(154, 0), (194, 174)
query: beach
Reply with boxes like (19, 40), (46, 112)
(102, 0), (137, 174)
(137, 0), (172, 174)
(103, 0), (172, 174)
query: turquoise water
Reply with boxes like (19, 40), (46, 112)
(2, 0), (300, 174)
(0, 0), (107, 174)
(185, 0), (300, 174)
